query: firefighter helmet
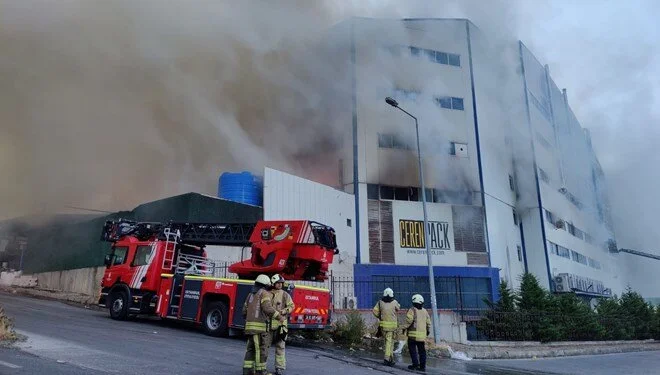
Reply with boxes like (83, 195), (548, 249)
(255, 274), (272, 286)
(412, 294), (424, 304)
(271, 274), (285, 285)
(383, 288), (394, 298)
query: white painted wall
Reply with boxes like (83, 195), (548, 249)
(263, 168), (356, 277)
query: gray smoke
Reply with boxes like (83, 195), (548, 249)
(0, 0), (519, 219)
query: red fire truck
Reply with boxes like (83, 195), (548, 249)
(98, 219), (337, 336)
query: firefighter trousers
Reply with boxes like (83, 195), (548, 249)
(243, 332), (272, 375)
(271, 330), (286, 370)
(383, 331), (395, 362)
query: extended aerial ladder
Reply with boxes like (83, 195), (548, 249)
(101, 219), (338, 281)
(606, 239), (660, 261)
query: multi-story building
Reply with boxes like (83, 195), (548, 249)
(313, 17), (621, 308)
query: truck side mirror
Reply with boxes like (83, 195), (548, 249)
(104, 254), (113, 267)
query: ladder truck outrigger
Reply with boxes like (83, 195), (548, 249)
(97, 219), (338, 337)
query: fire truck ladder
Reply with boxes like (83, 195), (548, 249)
(162, 228), (180, 270)
(157, 222), (256, 247)
(175, 254), (216, 276)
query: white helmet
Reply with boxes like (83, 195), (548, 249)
(412, 294), (424, 304)
(271, 274), (285, 284)
(255, 274), (271, 286)
(383, 288), (394, 298)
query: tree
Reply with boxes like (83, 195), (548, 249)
(596, 296), (629, 340)
(517, 273), (548, 312)
(517, 273), (551, 341)
(478, 280), (520, 340)
(552, 293), (602, 340)
(620, 288), (654, 339)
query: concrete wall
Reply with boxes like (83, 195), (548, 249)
(32, 266), (104, 296)
(3, 266), (104, 298)
(0, 270), (37, 288)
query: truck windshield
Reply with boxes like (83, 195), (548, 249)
(111, 246), (128, 265)
(132, 245), (153, 266)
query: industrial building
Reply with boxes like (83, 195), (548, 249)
(316, 17), (621, 308)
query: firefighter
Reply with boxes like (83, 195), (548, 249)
(372, 287), (400, 366)
(405, 294), (431, 372)
(269, 274), (294, 375)
(242, 274), (284, 375)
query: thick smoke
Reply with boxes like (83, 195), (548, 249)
(0, 1), (354, 218)
(0, 0), (520, 220)
(517, 0), (660, 296)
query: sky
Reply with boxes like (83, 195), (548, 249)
(0, 1), (658, 293)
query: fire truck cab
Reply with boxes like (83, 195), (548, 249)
(98, 220), (335, 336)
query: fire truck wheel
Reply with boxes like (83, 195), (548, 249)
(109, 291), (129, 320)
(202, 301), (228, 337)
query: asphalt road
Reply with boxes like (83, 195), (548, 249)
(0, 293), (658, 375)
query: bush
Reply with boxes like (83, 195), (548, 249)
(476, 274), (660, 342)
(0, 307), (17, 341)
(331, 310), (367, 347)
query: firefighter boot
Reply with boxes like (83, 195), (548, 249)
(274, 369), (285, 375)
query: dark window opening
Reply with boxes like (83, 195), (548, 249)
(367, 184), (380, 199)
(380, 186), (394, 200)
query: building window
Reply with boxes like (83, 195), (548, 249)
(536, 132), (553, 150)
(393, 88), (420, 102)
(538, 168), (550, 183)
(571, 250), (588, 265)
(434, 96), (464, 111)
(450, 142), (468, 157)
(509, 175), (515, 191)
(436, 96), (452, 109)
(408, 46), (461, 67)
(435, 51), (448, 64)
(544, 209), (554, 224)
(549, 241), (571, 259)
(448, 53), (461, 67)
(346, 218), (352, 227)
(367, 184), (380, 199)
(517, 245), (523, 262)
(512, 209), (518, 226)
(378, 133), (412, 150)
(380, 186), (394, 200)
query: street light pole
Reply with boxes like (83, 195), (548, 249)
(385, 97), (441, 344)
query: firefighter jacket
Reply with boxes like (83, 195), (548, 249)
(270, 289), (294, 330)
(405, 306), (431, 342)
(242, 286), (280, 334)
(372, 298), (400, 332)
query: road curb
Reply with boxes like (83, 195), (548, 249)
(455, 341), (660, 359)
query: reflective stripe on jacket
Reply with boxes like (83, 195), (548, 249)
(243, 287), (279, 334)
(372, 299), (400, 332)
(270, 289), (294, 329)
(406, 307), (431, 342)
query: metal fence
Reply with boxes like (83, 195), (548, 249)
(468, 310), (654, 341)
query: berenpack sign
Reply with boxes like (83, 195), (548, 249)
(399, 219), (451, 250)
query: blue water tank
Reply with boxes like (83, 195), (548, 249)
(218, 171), (263, 206)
